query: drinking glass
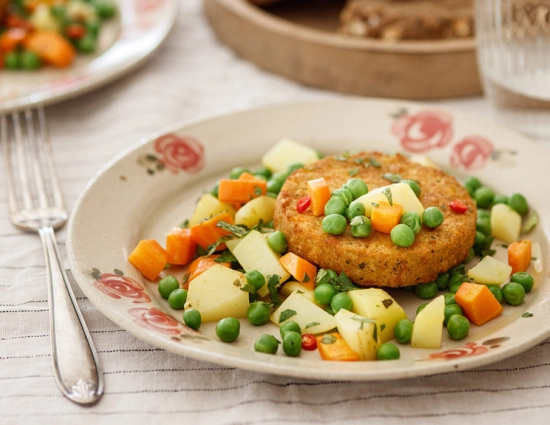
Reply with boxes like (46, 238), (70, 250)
(475, 0), (550, 139)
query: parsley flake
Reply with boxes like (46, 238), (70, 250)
(522, 312), (534, 317)
(321, 334), (337, 345)
(382, 299), (393, 309)
(267, 274), (282, 307)
(305, 322), (320, 329)
(349, 168), (359, 176)
(383, 187), (393, 206)
(382, 173), (402, 183)
(279, 309), (297, 323)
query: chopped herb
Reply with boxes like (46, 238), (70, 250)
(305, 322), (320, 329)
(522, 210), (539, 233)
(532, 257), (537, 261)
(303, 274), (310, 283)
(216, 221), (250, 238)
(373, 326), (378, 342)
(232, 279), (242, 287)
(321, 334), (337, 344)
(114, 269), (124, 276)
(297, 290), (304, 294)
(380, 324), (386, 332)
(368, 157), (382, 168)
(382, 299), (393, 309)
(358, 262), (365, 269)
(253, 186), (262, 197)
(267, 274), (282, 307)
(333, 272), (358, 292)
(371, 202), (379, 208)
(522, 312), (534, 317)
(383, 187), (393, 206)
(279, 309), (297, 323)
(215, 250), (238, 263)
(351, 316), (374, 331)
(349, 169), (359, 176)
(440, 204), (447, 211)
(206, 237), (230, 255)
(354, 158), (365, 165)
(179, 219), (189, 228)
(350, 216), (367, 226)
(501, 244), (509, 248)
(240, 282), (256, 293)
(382, 173), (402, 183)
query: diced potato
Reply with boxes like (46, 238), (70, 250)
(235, 196), (276, 228)
(348, 288), (408, 343)
(184, 265), (249, 322)
(409, 154), (440, 169)
(233, 230), (290, 297)
(261, 138), (319, 172)
(188, 193), (236, 226)
(467, 255), (512, 284)
(411, 295), (445, 349)
(334, 309), (378, 361)
(30, 5), (61, 31)
(279, 281), (319, 306)
(270, 291), (337, 335)
(355, 183), (425, 218)
(491, 203), (522, 244)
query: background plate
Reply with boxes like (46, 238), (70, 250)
(67, 99), (550, 381)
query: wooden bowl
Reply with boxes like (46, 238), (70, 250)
(203, 0), (482, 100)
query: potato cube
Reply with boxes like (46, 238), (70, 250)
(188, 193), (236, 226)
(467, 255), (512, 285)
(411, 295), (445, 349)
(235, 196), (276, 228)
(355, 183), (424, 218)
(491, 203), (521, 244)
(334, 309), (378, 361)
(261, 138), (319, 172)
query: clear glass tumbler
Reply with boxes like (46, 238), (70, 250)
(475, 0), (550, 139)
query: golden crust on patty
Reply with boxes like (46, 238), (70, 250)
(273, 152), (476, 288)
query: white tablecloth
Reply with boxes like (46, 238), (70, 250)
(2, 2), (550, 424)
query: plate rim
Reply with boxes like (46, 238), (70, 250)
(67, 98), (550, 381)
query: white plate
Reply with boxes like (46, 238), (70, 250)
(0, 0), (178, 111)
(67, 99), (550, 381)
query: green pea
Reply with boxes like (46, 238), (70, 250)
(347, 200), (366, 220)
(216, 317), (240, 342)
(464, 176), (482, 193)
(502, 282), (525, 306)
(94, 0), (117, 18)
(332, 188), (353, 206)
(448, 274), (469, 294)
(254, 167), (272, 179)
(509, 193), (529, 215)
(394, 319), (413, 344)
(474, 186), (495, 209)
(443, 304), (463, 326)
(77, 34), (97, 54)
(314, 283), (337, 305)
(272, 171), (290, 183)
(344, 178), (368, 199)
(391, 224), (415, 247)
(510, 272), (534, 293)
(464, 247), (475, 263)
(210, 182), (219, 198)
(85, 19), (101, 37)
(331, 292), (353, 313)
(167, 288), (187, 309)
(158, 275), (179, 299)
(422, 207), (444, 228)
(475, 231), (487, 247)
(401, 180), (421, 198)
(477, 209), (491, 220)
(492, 195), (509, 206)
(444, 292), (456, 305)
(4, 51), (21, 70)
(316, 269), (338, 286)
(350, 215), (372, 238)
(183, 308), (202, 330)
(267, 230), (287, 254)
(247, 301), (271, 326)
(266, 178), (284, 194)
(282, 331), (302, 357)
(376, 343), (400, 360)
(280, 320), (301, 338)
(322, 214), (347, 235)
(245, 270), (265, 292)
(476, 217), (492, 237)
(486, 284), (503, 303)
(415, 281), (438, 299)
(400, 212), (422, 234)
(229, 166), (249, 179)
(436, 272), (450, 290)
(20, 50), (41, 70)
(324, 196), (347, 216)
(287, 162), (304, 173)
(449, 264), (466, 275)
(446, 315), (470, 340)
(254, 334), (279, 354)
(416, 303), (428, 316)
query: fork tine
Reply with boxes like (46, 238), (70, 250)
(12, 110), (35, 212)
(25, 107), (50, 211)
(1, 114), (19, 218)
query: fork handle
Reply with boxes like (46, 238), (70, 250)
(39, 226), (104, 405)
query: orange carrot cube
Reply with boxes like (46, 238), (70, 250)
(371, 201), (403, 234)
(128, 239), (168, 281)
(307, 178), (331, 216)
(279, 252), (317, 290)
(166, 228), (197, 266)
(455, 282), (503, 326)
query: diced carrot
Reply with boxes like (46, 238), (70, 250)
(508, 239), (532, 274)
(165, 228), (197, 266)
(0, 28), (28, 52)
(455, 282), (503, 326)
(316, 332), (359, 361)
(279, 252), (317, 290)
(307, 178), (331, 216)
(23, 30), (76, 68)
(128, 239), (168, 281)
(371, 201), (403, 234)
(217, 178), (267, 204)
(238, 172), (259, 181)
(183, 254), (231, 289)
(189, 211), (235, 250)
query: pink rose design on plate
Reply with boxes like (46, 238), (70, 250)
(93, 272), (151, 304)
(154, 134), (204, 174)
(450, 136), (494, 171)
(128, 307), (184, 336)
(392, 110), (453, 153)
(425, 342), (489, 361)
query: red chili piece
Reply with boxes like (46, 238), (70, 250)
(449, 200), (468, 214)
(65, 24), (86, 40)
(301, 334), (317, 351)
(296, 196), (311, 213)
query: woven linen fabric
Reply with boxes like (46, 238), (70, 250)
(2, 1), (550, 424)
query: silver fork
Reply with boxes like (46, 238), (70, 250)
(1, 105), (103, 405)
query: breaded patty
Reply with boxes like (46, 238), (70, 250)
(273, 152), (476, 288)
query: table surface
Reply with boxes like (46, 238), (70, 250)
(2, 2), (550, 424)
